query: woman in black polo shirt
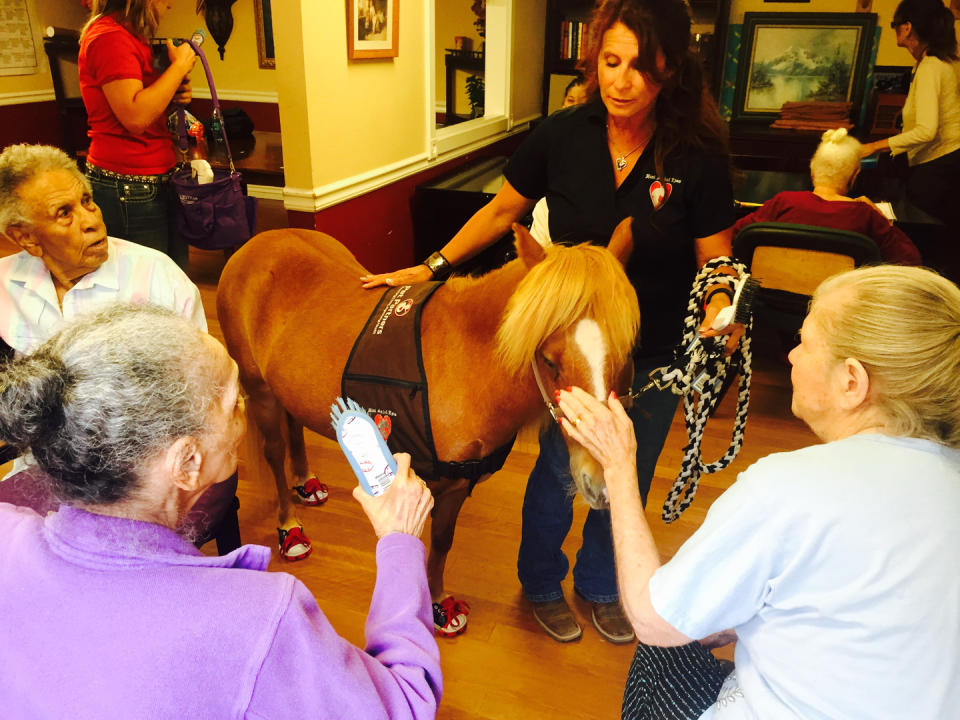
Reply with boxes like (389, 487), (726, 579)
(362, 0), (737, 645)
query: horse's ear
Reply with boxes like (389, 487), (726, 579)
(512, 223), (546, 268)
(607, 217), (634, 267)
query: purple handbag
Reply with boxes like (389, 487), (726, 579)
(170, 39), (257, 250)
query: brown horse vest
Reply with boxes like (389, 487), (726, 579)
(342, 283), (514, 488)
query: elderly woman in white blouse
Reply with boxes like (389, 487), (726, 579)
(561, 265), (960, 719)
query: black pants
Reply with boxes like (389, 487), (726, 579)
(621, 642), (733, 720)
(907, 148), (960, 282)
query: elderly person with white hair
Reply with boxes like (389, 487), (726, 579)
(0, 143), (204, 352)
(732, 128), (921, 266)
(0, 143), (245, 548)
(560, 264), (960, 719)
(0, 304), (442, 718)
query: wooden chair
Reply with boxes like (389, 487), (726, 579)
(733, 222), (883, 338)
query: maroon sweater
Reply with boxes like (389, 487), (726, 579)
(733, 191), (922, 266)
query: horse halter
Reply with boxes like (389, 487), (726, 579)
(531, 358), (565, 423)
(531, 356), (632, 420)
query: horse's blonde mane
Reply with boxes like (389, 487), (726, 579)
(496, 243), (640, 376)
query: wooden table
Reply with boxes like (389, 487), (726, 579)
(206, 130), (283, 187)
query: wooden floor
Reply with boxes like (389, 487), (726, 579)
(188, 204), (819, 720)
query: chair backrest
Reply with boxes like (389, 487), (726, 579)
(733, 221), (883, 335)
(735, 221), (882, 290)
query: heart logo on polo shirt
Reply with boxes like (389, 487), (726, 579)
(649, 180), (672, 210)
(374, 414), (392, 441)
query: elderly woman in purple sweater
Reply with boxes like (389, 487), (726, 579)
(0, 304), (441, 719)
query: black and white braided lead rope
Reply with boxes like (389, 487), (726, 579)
(648, 257), (753, 523)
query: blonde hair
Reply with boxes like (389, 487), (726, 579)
(82, 0), (161, 40)
(496, 243), (640, 377)
(809, 128), (863, 189)
(813, 265), (960, 448)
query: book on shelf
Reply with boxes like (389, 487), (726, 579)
(558, 20), (588, 61)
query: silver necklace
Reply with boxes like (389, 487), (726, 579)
(607, 124), (648, 172)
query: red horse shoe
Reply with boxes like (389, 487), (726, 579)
(433, 596), (470, 637)
(294, 475), (329, 506)
(277, 526), (312, 561)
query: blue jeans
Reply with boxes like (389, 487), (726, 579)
(517, 353), (679, 603)
(88, 173), (189, 269)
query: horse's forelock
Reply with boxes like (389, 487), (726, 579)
(496, 244), (640, 376)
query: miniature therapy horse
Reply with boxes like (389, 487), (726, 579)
(216, 221), (639, 634)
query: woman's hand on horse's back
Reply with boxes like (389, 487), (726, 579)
(360, 264), (433, 289)
(352, 453), (434, 538)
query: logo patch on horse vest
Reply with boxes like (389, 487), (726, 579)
(342, 283), (442, 481)
(341, 282), (515, 485)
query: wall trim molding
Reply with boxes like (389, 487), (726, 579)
(191, 88), (279, 103)
(281, 123), (530, 213)
(0, 90), (56, 106)
(247, 184), (284, 201)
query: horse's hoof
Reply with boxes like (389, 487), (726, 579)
(433, 596), (470, 637)
(278, 526), (312, 561)
(294, 475), (329, 506)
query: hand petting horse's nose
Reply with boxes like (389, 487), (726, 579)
(558, 387), (636, 471)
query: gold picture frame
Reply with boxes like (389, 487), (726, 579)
(346, 0), (399, 60)
(254, 0), (275, 69)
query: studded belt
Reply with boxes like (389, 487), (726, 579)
(86, 162), (174, 184)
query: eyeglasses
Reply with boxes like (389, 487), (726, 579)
(890, 20), (905, 29)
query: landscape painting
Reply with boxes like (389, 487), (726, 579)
(746, 26), (861, 110)
(732, 13), (877, 125)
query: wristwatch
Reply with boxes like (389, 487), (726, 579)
(422, 251), (452, 279)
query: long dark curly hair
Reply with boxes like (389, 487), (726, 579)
(578, 0), (728, 178)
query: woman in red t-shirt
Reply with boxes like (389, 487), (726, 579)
(79, 0), (195, 267)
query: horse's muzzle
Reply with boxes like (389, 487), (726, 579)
(567, 444), (609, 510)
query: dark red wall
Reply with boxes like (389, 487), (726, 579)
(287, 132), (529, 273)
(0, 101), (64, 150)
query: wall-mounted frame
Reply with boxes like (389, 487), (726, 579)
(347, 0), (399, 60)
(731, 12), (877, 126)
(254, 0), (275, 69)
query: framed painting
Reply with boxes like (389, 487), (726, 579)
(732, 12), (877, 126)
(254, 0), (275, 69)
(347, 0), (399, 60)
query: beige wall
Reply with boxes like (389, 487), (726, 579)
(274, 0), (429, 191)
(159, 0), (277, 97)
(0, 0), (271, 101)
(730, 0), (960, 66)
(275, 0), (546, 196)
(0, 0), (86, 100)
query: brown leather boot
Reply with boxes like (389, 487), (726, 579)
(531, 597), (582, 642)
(591, 600), (635, 644)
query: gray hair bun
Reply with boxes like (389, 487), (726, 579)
(0, 353), (68, 451)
